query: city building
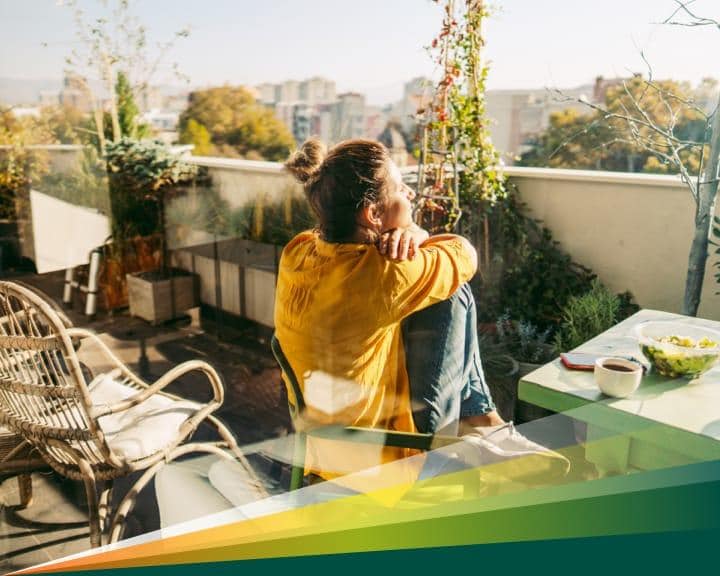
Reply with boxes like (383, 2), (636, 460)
(256, 83), (276, 104)
(485, 84), (593, 162)
(331, 92), (366, 141)
(255, 77), (339, 143)
(291, 103), (314, 144)
(298, 77), (336, 104)
(276, 80), (300, 103)
(389, 76), (434, 135)
(59, 73), (92, 112)
(363, 105), (388, 141)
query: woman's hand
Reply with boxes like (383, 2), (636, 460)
(377, 224), (429, 261)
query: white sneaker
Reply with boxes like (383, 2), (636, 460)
(458, 421), (571, 483)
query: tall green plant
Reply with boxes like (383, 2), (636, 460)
(419, 0), (505, 244)
(420, 1), (602, 331)
(0, 108), (52, 219)
(553, 280), (621, 353)
(60, 0), (189, 148)
(105, 138), (197, 271)
(116, 71), (150, 140)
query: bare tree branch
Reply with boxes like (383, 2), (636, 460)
(547, 0), (720, 315)
(559, 94), (703, 147)
(663, 0), (720, 29)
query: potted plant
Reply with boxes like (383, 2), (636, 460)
(105, 138), (198, 324)
(553, 280), (628, 354)
(489, 313), (557, 422)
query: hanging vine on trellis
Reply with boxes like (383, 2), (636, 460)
(416, 0), (507, 271)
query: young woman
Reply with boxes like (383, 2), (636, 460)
(275, 137), (569, 483)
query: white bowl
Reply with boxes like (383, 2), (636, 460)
(635, 320), (720, 378)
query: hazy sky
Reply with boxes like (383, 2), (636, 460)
(1, 0), (719, 104)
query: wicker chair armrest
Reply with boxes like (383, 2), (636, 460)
(65, 327), (148, 389)
(92, 359), (225, 418)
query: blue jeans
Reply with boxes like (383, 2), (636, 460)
(401, 283), (495, 436)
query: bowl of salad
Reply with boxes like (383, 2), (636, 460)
(635, 321), (720, 378)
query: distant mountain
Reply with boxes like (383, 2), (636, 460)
(0, 77), (62, 106)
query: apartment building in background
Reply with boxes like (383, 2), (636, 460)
(389, 76), (434, 135)
(485, 82), (600, 162)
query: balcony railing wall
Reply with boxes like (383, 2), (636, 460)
(28, 146), (720, 321)
(505, 166), (719, 320)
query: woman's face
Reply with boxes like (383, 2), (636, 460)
(379, 161), (415, 232)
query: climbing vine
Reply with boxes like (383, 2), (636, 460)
(417, 0), (605, 329)
(417, 0), (506, 258)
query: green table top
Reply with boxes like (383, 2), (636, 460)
(518, 309), (720, 461)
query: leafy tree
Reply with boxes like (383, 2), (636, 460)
(520, 1), (720, 317)
(0, 108), (54, 218)
(520, 77), (708, 173)
(179, 119), (212, 156)
(39, 70), (152, 152)
(520, 108), (608, 170)
(40, 105), (85, 144)
(60, 0), (188, 147)
(178, 86), (295, 161)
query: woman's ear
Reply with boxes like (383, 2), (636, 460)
(359, 203), (383, 230)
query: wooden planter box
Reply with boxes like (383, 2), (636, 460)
(127, 269), (199, 325)
(170, 239), (279, 328)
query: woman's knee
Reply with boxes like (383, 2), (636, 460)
(403, 284), (475, 335)
(448, 283), (475, 309)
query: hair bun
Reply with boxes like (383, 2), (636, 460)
(284, 137), (327, 184)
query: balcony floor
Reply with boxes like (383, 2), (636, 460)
(1, 271), (291, 572)
(1, 271), (592, 573)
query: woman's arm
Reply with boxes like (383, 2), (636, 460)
(379, 232), (478, 321)
(378, 225), (477, 273)
(425, 233), (478, 273)
(377, 223), (429, 260)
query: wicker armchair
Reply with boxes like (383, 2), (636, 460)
(0, 425), (47, 507)
(0, 281), (266, 547)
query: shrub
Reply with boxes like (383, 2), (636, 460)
(553, 280), (621, 353)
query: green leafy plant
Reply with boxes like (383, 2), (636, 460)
(0, 108), (52, 220)
(419, 3), (598, 331)
(553, 280), (622, 353)
(178, 86), (296, 160)
(418, 0), (506, 239)
(498, 218), (597, 329)
(104, 138), (197, 271)
(60, 0), (190, 149)
(495, 312), (556, 364)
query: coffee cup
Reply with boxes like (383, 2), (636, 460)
(594, 357), (642, 398)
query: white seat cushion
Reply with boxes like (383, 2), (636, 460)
(207, 459), (270, 508)
(155, 455), (234, 528)
(89, 373), (201, 462)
